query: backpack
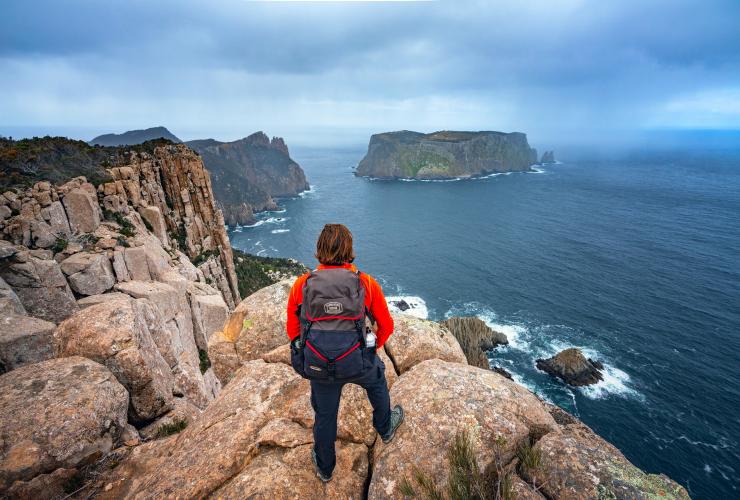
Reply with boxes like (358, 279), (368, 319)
(290, 268), (376, 381)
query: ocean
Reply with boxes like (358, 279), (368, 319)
(229, 145), (740, 499)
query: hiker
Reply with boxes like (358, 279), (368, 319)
(286, 223), (404, 482)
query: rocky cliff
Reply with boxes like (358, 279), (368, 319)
(186, 132), (309, 226)
(356, 130), (539, 180)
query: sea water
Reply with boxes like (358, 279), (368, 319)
(229, 146), (740, 499)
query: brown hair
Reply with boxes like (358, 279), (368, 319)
(315, 224), (355, 265)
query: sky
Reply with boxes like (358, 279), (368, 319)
(1, 0), (739, 147)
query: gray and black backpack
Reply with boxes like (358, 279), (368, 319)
(290, 268), (376, 381)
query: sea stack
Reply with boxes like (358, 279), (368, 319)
(356, 130), (538, 180)
(536, 348), (604, 386)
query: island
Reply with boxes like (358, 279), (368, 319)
(355, 130), (538, 180)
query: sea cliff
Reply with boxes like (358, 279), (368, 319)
(0, 144), (689, 499)
(187, 132), (309, 226)
(356, 130), (538, 180)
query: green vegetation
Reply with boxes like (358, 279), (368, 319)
(116, 236), (130, 248)
(399, 430), (513, 500)
(198, 349), (211, 374)
(170, 223), (187, 252)
(142, 217), (153, 232)
(103, 209), (136, 237)
(52, 236), (68, 253)
(156, 418), (188, 438)
(398, 148), (454, 178)
(0, 136), (177, 191)
(232, 248), (308, 298)
(192, 248), (220, 266)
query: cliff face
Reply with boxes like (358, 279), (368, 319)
(356, 130), (538, 179)
(186, 132), (309, 226)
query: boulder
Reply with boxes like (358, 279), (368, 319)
(0, 315), (56, 373)
(41, 200), (71, 238)
(368, 359), (556, 498)
(383, 313), (467, 374)
(0, 253), (78, 323)
(440, 316), (508, 369)
(62, 188), (100, 234)
(95, 360), (367, 499)
(54, 299), (175, 423)
(5, 467), (78, 500)
(189, 283), (229, 350)
(114, 280), (180, 322)
(0, 356), (128, 491)
(0, 276), (25, 316)
(209, 279), (292, 383)
(525, 423), (690, 500)
(59, 251), (115, 296)
(138, 206), (169, 247)
(536, 348), (604, 386)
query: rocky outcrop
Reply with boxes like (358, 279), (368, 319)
(536, 348), (604, 386)
(540, 150), (556, 164)
(356, 130), (538, 179)
(186, 132), (309, 226)
(440, 316), (508, 369)
(89, 126), (182, 147)
(525, 422), (690, 499)
(0, 248), (78, 323)
(60, 251), (115, 295)
(54, 298), (176, 423)
(383, 313), (467, 373)
(0, 314), (55, 373)
(0, 356), (129, 491)
(369, 359), (557, 498)
(93, 360), (369, 499)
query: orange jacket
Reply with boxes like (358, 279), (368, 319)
(286, 263), (395, 348)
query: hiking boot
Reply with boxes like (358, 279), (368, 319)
(311, 448), (333, 482)
(381, 404), (405, 444)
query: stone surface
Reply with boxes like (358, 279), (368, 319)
(526, 423), (690, 500)
(0, 276), (25, 316)
(139, 397), (202, 441)
(59, 251), (115, 296)
(62, 188), (100, 233)
(190, 286), (229, 350)
(54, 299), (175, 423)
(209, 279), (292, 383)
(0, 254), (78, 323)
(138, 205), (169, 247)
(95, 360), (366, 499)
(383, 313), (467, 374)
(440, 316), (508, 369)
(0, 356), (128, 491)
(5, 467), (78, 500)
(369, 359), (556, 499)
(76, 291), (132, 309)
(536, 348), (604, 386)
(0, 314), (56, 373)
(114, 280), (180, 322)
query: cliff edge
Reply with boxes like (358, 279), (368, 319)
(356, 130), (538, 180)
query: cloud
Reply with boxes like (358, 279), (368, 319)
(1, 0), (739, 145)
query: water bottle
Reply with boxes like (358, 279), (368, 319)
(365, 330), (376, 348)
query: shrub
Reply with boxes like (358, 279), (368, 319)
(399, 430), (511, 500)
(52, 236), (68, 254)
(103, 209), (136, 237)
(198, 349), (211, 374)
(156, 418), (188, 438)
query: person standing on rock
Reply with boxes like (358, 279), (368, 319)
(286, 223), (404, 482)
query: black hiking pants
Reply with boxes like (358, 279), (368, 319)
(310, 358), (391, 476)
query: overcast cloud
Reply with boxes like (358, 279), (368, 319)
(1, 0), (739, 146)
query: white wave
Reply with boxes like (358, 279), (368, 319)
(271, 229), (290, 234)
(580, 364), (644, 401)
(245, 216), (288, 228)
(298, 186), (317, 198)
(386, 295), (428, 319)
(256, 248), (267, 256)
(530, 166), (547, 174)
(232, 227), (242, 233)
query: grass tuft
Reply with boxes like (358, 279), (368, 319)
(156, 418), (188, 438)
(198, 349), (211, 374)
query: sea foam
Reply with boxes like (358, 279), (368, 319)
(386, 295), (429, 319)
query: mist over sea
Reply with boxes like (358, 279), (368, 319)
(230, 145), (740, 499)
